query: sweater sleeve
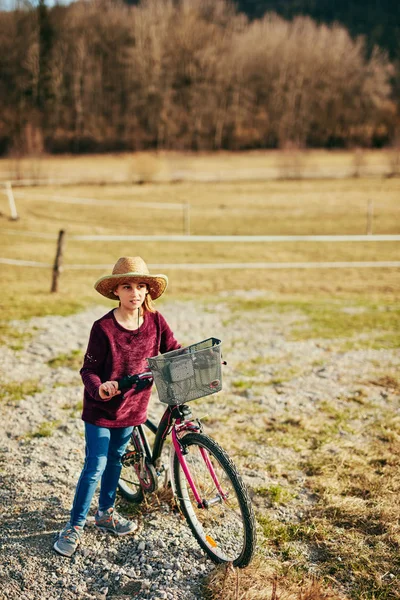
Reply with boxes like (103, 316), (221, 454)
(158, 313), (181, 354)
(80, 321), (108, 402)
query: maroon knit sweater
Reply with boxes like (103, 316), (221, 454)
(80, 309), (180, 427)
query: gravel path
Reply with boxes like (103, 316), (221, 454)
(0, 297), (398, 600)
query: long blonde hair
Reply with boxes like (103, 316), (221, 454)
(143, 292), (156, 313)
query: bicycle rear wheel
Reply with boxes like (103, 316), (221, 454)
(118, 448), (144, 503)
(173, 432), (256, 567)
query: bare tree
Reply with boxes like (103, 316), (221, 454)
(0, 0), (396, 153)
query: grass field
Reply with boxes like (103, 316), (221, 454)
(0, 156), (399, 323)
(0, 148), (398, 184)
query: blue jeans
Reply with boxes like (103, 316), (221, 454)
(70, 422), (133, 527)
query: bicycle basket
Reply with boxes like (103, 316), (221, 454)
(147, 338), (222, 405)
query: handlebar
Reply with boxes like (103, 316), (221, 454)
(104, 360), (226, 397)
(104, 371), (153, 397)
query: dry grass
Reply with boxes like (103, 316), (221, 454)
(0, 149), (396, 184)
(0, 166), (399, 322)
(205, 558), (345, 599)
(2, 177), (400, 236)
(201, 371), (400, 599)
(198, 399), (400, 599)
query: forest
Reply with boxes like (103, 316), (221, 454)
(0, 0), (398, 155)
(235, 0), (400, 59)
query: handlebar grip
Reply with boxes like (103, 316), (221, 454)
(103, 372), (153, 396)
(104, 375), (138, 397)
(118, 372), (153, 392)
(118, 374), (140, 391)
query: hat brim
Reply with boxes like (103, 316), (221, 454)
(94, 272), (168, 300)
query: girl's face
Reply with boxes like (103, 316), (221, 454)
(114, 281), (148, 311)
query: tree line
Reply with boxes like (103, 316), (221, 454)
(0, 0), (397, 156)
(235, 0), (400, 60)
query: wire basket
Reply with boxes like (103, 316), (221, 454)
(147, 338), (222, 405)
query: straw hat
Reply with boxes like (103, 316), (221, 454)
(94, 257), (168, 300)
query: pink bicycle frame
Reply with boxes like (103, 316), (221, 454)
(171, 423), (226, 507)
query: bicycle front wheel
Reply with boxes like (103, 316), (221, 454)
(173, 432), (256, 567)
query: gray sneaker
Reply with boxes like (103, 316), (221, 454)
(53, 523), (83, 557)
(95, 507), (137, 536)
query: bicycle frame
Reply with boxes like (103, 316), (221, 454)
(134, 404), (227, 509)
(119, 359), (256, 568)
(171, 427), (227, 508)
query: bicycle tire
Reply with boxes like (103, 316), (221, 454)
(173, 432), (256, 568)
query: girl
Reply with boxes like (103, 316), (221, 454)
(54, 256), (180, 557)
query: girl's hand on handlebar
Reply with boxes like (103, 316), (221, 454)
(99, 381), (121, 400)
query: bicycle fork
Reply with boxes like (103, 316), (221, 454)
(171, 426), (227, 509)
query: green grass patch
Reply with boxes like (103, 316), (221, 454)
(48, 349), (83, 370)
(27, 420), (61, 438)
(232, 379), (250, 390)
(254, 483), (295, 505)
(229, 297), (400, 349)
(233, 361), (300, 385)
(61, 399), (83, 417)
(263, 404), (357, 451)
(3, 293), (94, 320)
(341, 331), (400, 351)
(0, 323), (32, 350)
(291, 302), (400, 349)
(257, 513), (326, 547)
(0, 380), (42, 404)
(235, 355), (297, 380)
(0, 259), (112, 323)
(52, 379), (81, 389)
(268, 366), (302, 385)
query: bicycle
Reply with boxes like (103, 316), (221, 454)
(117, 337), (256, 568)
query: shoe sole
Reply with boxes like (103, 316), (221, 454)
(53, 540), (78, 557)
(95, 524), (138, 536)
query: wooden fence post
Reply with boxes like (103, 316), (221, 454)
(5, 182), (19, 220)
(366, 199), (373, 235)
(183, 201), (190, 235)
(51, 229), (66, 293)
